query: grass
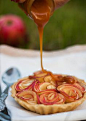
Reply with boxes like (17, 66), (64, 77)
(0, 0), (86, 50)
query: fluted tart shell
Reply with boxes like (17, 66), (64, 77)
(11, 75), (86, 115)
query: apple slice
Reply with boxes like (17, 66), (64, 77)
(44, 75), (52, 82)
(53, 75), (76, 85)
(44, 75), (56, 86)
(32, 80), (40, 92)
(33, 81), (56, 93)
(57, 84), (82, 103)
(39, 82), (56, 90)
(53, 75), (67, 86)
(16, 90), (37, 104)
(53, 74), (63, 81)
(38, 89), (56, 95)
(34, 73), (48, 82)
(39, 82), (51, 90)
(39, 91), (65, 105)
(74, 83), (85, 93)
(29, 75), (36, 79)
(63, 76), (76, 84)
(15, 79), (34, 91)
(35, 73), (48, 78)
(27, 70), (47, 80)
(34, 70), (43, 76)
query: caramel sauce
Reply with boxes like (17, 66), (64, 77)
(30, 0), (74, 84)
(31, 0), (51, 70)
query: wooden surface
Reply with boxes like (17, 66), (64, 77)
(0, 44), (86, 57)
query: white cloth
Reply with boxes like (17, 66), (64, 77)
(0, 51), (86, 121)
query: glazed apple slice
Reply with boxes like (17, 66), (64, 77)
(16, 90), (38, 104)
(53, 74), (66, 86)
(63, 76), (77, 84)
(34, 70), (48, 77)
(34, 70), (43, 76)
(35, 73), (48, 78)
(53, 74), (63, 81)
(34, 73), (48, 82)
(15, 79), (34, 91)
(39, 91), (65, 105)
(40, 82), (56, 90)
(32, 80), (40, 92)
(53, 75), (76, 85)
(38, 89), (57, 95)
(29, 70), (47, 81)
(33, 70), (56, 83)
(57, 84), (82, 103)
(74, 83), (85, 93)
(44, 75), (56, 86)
(33, 81), (56, 93)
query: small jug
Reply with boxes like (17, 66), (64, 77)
(18, 0), (69, 19)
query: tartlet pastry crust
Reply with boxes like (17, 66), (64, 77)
(11, 76), (86, 115)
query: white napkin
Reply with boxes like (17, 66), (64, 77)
(0, 51), (86, 121)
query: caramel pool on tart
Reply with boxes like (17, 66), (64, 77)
(11, 70), (86, 115)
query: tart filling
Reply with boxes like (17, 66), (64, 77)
(11, 70), (86, 114)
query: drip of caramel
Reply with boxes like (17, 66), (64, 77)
(31, 0), (51, 70)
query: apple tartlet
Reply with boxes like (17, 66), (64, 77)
(11, 70), (86, 115)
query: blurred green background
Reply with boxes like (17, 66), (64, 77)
(0, 0), (86, 51)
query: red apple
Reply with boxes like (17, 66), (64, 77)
(0, 15), (27, 46)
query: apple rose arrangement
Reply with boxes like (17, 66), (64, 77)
(11, 70), (86, 114)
